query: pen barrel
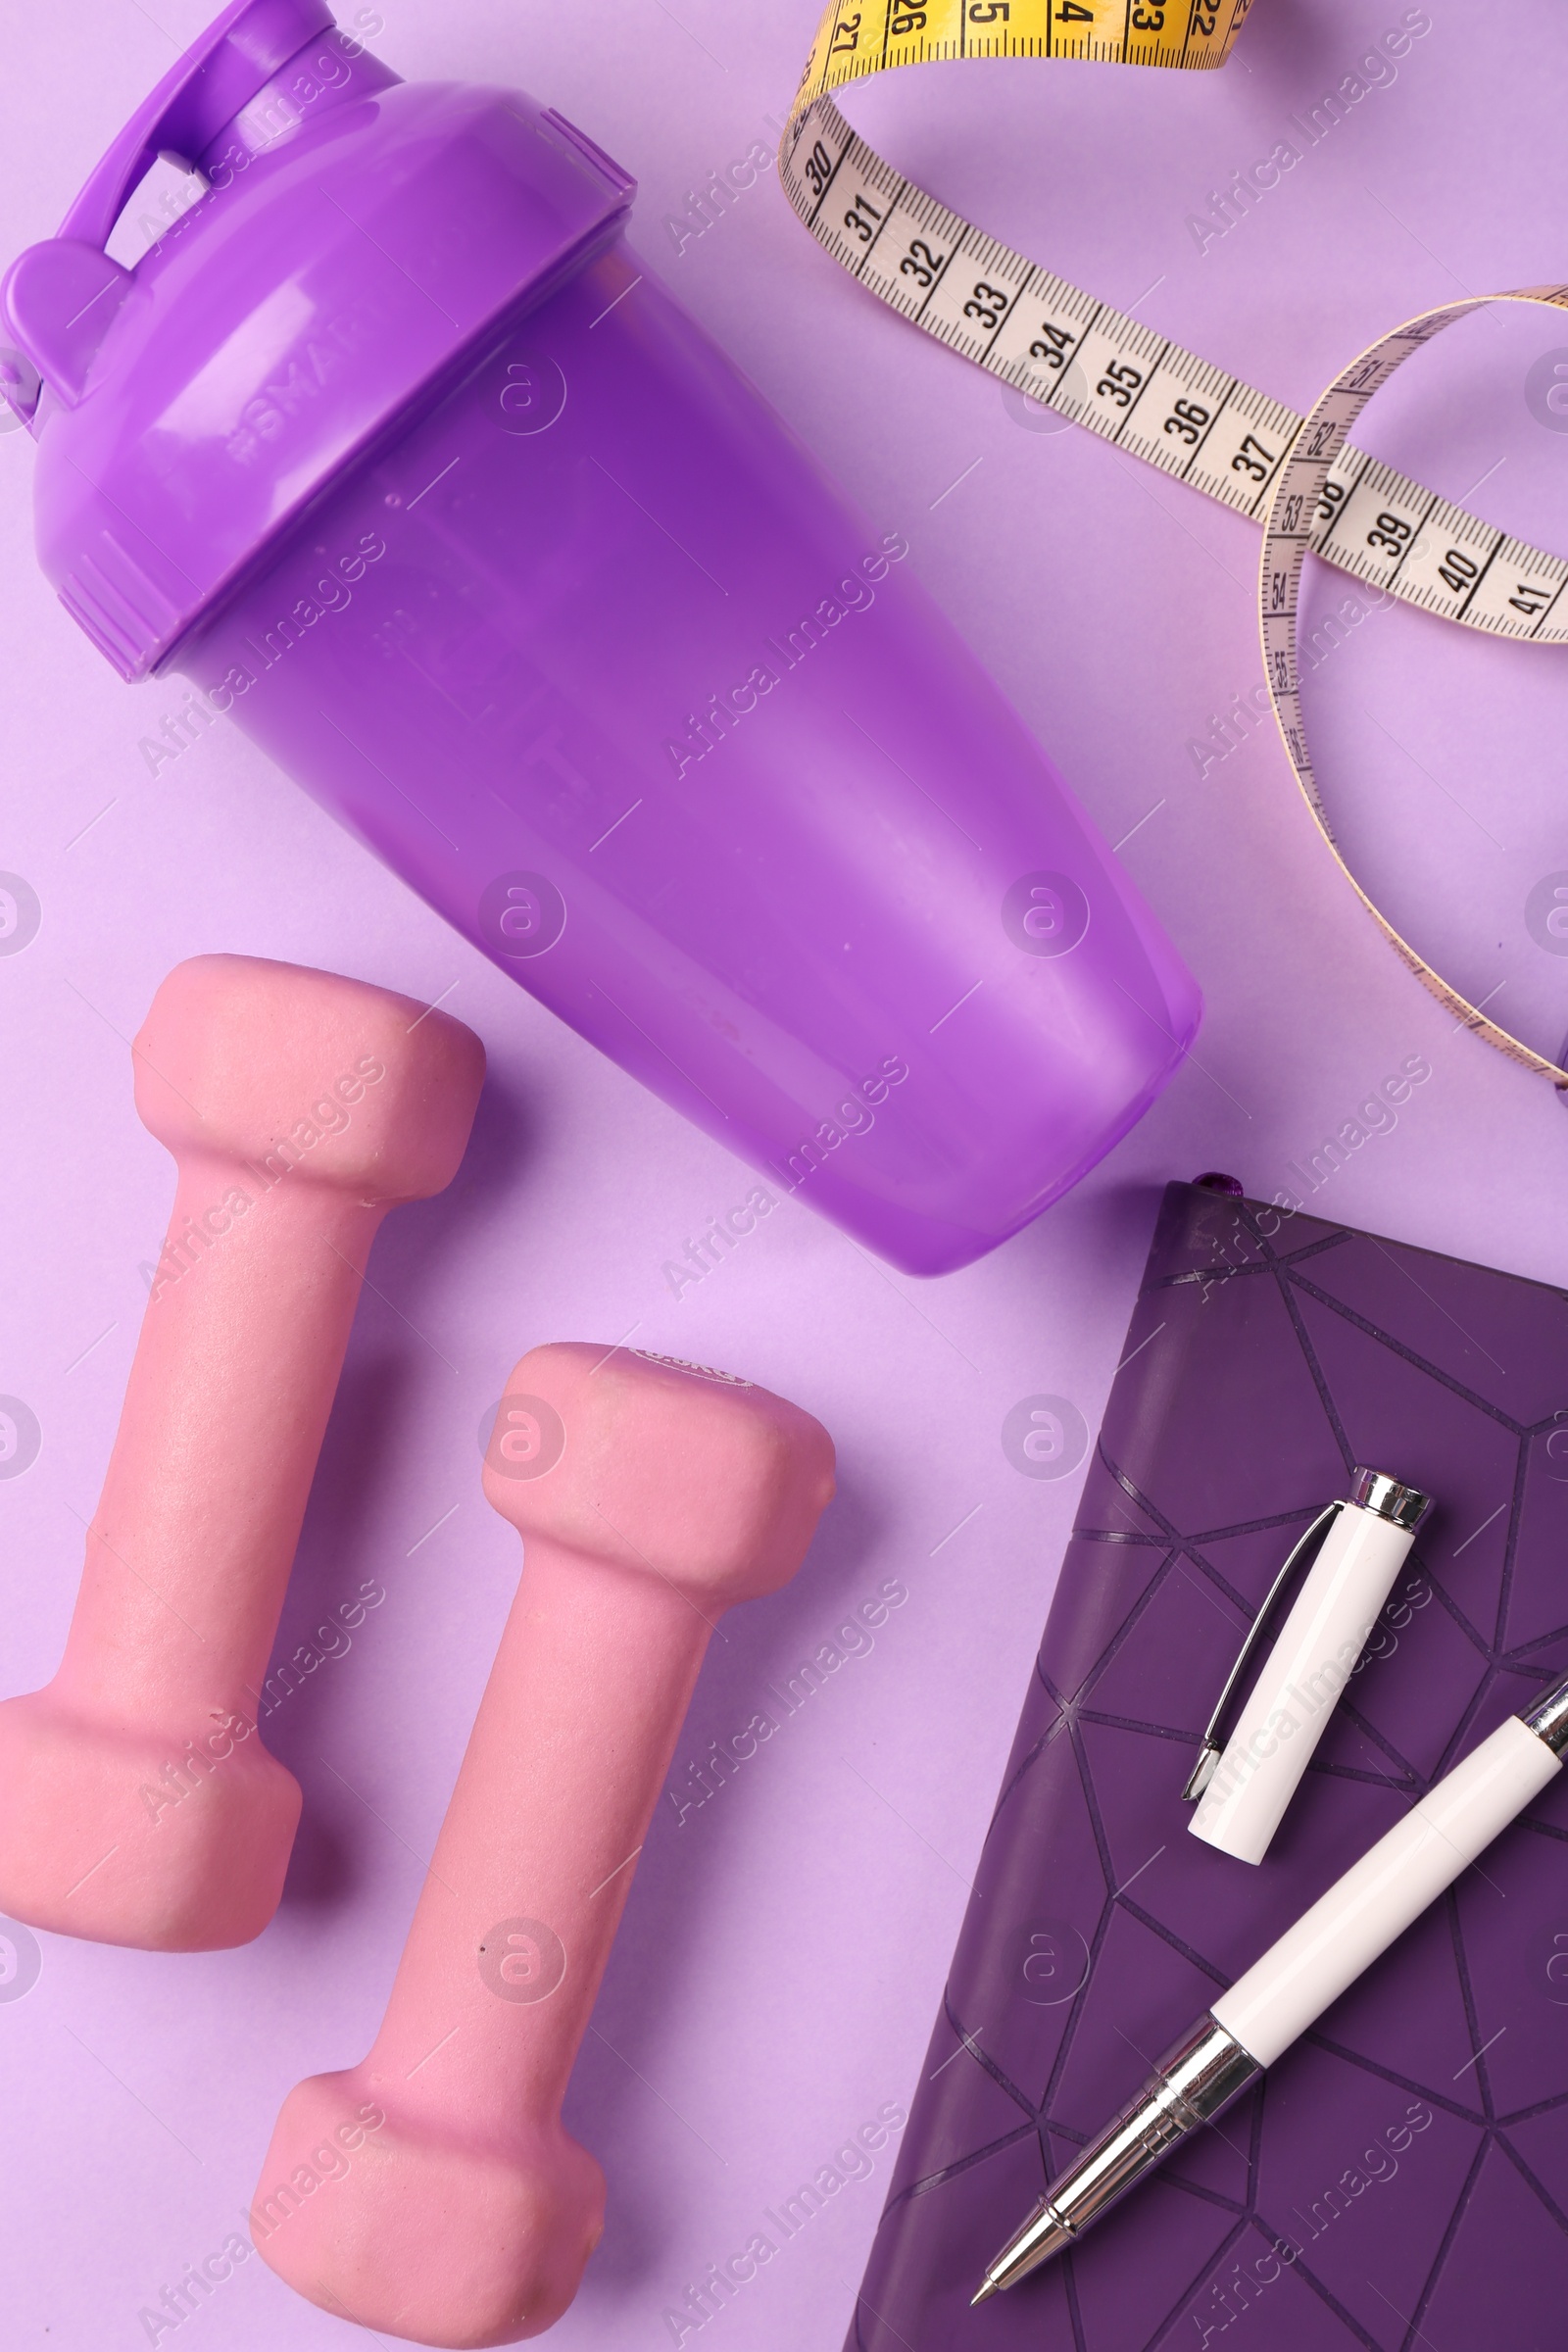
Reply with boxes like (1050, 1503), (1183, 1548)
(983, 2016), (1261, 2291)
(1191, 1498), (1416, 1865)
(1054, 2016), (1260, 2232)
(1213, 1713), (1561, 2066)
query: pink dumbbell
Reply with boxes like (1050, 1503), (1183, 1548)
(0, 955), (484, 1952)
(254, 1342), (834, 2346)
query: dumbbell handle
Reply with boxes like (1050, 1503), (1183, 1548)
(358, 1534), (710, 2131)
(255, 1341), (832, 2339)
(55, 1152), (385, 1732)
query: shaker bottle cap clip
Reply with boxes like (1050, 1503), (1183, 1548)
(0, 0), (633, 679)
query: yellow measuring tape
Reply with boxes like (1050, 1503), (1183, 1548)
(781, 2), (1568, 1082)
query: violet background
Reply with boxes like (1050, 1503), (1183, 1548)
(1, 1), (1567, 2345)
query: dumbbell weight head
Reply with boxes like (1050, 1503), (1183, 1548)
(254, 1344), (834, 2343)
(0, 955), (485, 1950)
(481, 1342), (837, 1602)
(133, 954), (485, 1203)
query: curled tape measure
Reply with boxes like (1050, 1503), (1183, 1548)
(781, 2), (1568, 1084)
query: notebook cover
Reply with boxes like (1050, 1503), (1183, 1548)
(847, 1180), (1568, 2352)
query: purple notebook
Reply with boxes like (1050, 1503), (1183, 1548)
(848, 1180), (1568, 2352)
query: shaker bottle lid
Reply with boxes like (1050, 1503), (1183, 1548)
(0, 0), (634, 679)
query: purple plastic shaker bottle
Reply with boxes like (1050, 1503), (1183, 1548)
(0, 0), (1200, 1275)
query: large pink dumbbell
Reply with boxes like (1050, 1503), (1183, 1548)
(0, 955), (484, 1952)
(254, 1342), (834, 2346)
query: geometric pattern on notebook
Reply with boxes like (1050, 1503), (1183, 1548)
(848, 1185), (1568, 2351)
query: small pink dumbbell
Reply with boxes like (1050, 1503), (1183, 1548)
(254, 1342), (834, 2345)
(0, 955), (484, 1951)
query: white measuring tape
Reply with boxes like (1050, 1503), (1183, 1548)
(780, 5), (1568, 1079)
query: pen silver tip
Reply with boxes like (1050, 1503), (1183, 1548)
(978, 2199), (1076, 2295)
(970, 2278), (1000, 2307)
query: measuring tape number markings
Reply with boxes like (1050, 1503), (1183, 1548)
(779, 1), (1568, 1080)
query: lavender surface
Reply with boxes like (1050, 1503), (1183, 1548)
(2, 4), (1568, 2344)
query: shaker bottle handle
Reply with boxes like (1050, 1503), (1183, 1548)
(60, 0), (338, 250)
(2, 0), (337, 415)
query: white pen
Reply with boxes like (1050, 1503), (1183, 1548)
(1186, 1469), (1432, 1864)
(974, 1665), (1568, 2303)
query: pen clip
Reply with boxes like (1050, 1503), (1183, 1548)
(1181, 1501), (1344, 1803)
